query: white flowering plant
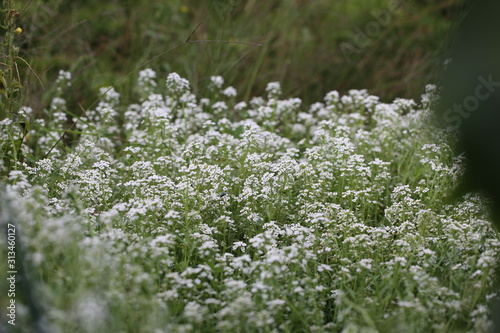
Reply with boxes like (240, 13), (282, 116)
(0, 71), (498, 333)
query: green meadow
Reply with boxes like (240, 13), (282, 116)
(3, 1), (499, 332)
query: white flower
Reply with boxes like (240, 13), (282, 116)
(222, 86), (237, 97)
(166, 72), (190, 95)
(210, 75), (224, 89)
(265, 82), (281, 98)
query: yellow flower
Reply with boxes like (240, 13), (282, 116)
(14, 27), (22, 35)
(180, 5), (189, 14)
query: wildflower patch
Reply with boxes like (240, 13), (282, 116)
(0, 72), (498, 332)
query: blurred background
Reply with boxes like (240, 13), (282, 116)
(12, 0), (469, 111)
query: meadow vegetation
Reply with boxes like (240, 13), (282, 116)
(1, 70), (499, 332)
(2, 0), (499, 332)
(15, 0), (467, 109)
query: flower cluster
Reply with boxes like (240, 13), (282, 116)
(0, 71), (498, 332)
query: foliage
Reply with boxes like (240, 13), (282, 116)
(0, 0), (32, 173)
(14, 0), (468, 112)
(0, 71), (498, 332)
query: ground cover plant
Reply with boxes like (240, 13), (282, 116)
(1, 69), (499, 332)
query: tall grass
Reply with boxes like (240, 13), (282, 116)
(15, 0), (467, 112)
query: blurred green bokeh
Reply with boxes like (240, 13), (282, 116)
(436, 0), (500, 228)
(11, 0), (467, 111)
